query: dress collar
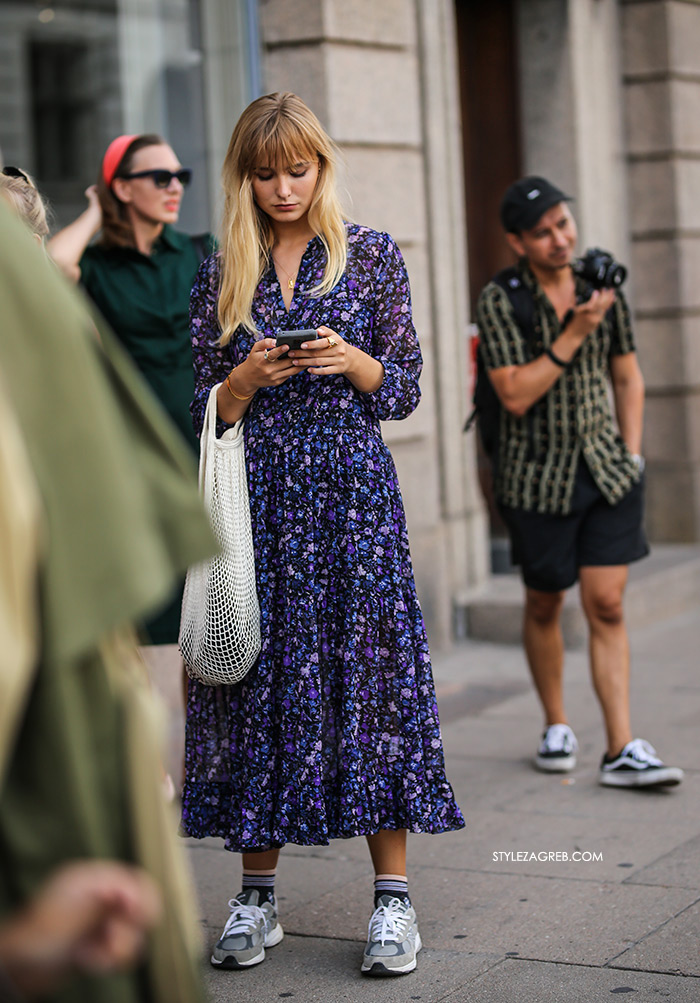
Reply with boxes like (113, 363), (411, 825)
(154, 224), (185, 253)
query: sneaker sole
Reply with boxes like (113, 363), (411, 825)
(534, 754), (576, 773)
(599, 768), (684, 788)
(210, 923), (284, 969)
(361, 932), (422, 976)
(210, 950), (265, 969)
(265, 924), (285, 948)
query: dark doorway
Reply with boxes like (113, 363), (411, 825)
(455, 0), (522, 567)
(455, 0), (522, 313)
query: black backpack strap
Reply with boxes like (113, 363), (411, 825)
(465, 267), (537, 432)
(466, 268), (540, 461)
(491, 267), (538, 353)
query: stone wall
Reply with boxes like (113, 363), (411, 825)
(516, 0), (630, 271)
(515, 0), (700, 542)
(259, 0), (488, 646)
(621, 0), (700, 541)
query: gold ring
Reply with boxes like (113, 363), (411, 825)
(264, 348), (270, 361)
(327, 336), (337, 347)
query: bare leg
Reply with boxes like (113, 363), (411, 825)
(181, 661), (188, 711)
(362, 830), (419, 974)
(523, 588), (568, 725)
(366, 830), (407, 876)
(241, 849), (281, 873)
(579, 565), (632, 757)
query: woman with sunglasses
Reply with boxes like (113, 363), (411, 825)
(49, 135), (214, 648)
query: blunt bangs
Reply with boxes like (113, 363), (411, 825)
(244, 114), (323, 175)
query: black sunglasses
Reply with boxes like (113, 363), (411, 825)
(2, 166), (30, 183)
(118, 168), (192, 188)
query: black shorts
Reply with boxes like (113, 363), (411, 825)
(498, 460), (649, 593)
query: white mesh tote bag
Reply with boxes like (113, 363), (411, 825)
(179, 384), (261, 685)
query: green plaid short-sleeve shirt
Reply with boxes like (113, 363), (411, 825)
(475, 260), (641, 515)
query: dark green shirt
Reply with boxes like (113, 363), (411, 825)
(476, 260), (641, 515)
(80, 226), (215, 452)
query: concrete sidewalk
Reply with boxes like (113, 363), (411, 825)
(180, 607), (699, 1002)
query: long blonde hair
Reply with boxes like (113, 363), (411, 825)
(218, 92), (348, 344)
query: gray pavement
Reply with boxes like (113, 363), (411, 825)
(175, 607), (699, 1002)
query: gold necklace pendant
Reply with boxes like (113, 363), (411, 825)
(272, 253), (297, 292)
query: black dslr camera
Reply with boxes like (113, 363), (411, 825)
(572, 247), (627, 300)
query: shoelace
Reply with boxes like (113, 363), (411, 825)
(221, 896), (267, 938)
(623, 739), (662, 766)
(368, 897), (411, 946)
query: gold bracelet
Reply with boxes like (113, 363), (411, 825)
(225, 374), (255, 401)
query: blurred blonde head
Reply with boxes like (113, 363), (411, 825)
(218, 92), (348, 344)
(0, 167), (50, 240)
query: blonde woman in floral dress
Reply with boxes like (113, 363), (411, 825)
(184, 92), (464, 978)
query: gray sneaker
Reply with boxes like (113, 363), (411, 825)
(361, 895), (422, 976)
(210, 889), (283, 969)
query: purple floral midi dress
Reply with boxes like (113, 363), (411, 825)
(182, 223), (465, 851)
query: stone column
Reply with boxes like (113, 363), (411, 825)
(199, 0), (253, 219)
(259, 0), (488, 646)
(117, 0), (169, 133)
(621, 0), (700, 541)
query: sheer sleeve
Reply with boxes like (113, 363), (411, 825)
(361, 234), (422, 421)
(189, 254), (231, 437)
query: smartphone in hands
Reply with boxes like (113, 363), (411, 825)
(275, 329), (319, 351)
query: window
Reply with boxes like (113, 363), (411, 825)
(30, 40), (94, 183)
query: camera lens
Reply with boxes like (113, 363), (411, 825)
(574, 248), (627, 291)
(605, 262), (627, 288)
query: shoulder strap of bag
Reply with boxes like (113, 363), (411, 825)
(490, 268), (541, 462)
(464, 267), (538, 435)
(491, 267), (538, 351)
(199, 385), (219, 499)
(199, 385), (248, 501)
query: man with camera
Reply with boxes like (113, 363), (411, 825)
(475, 176), (683, 788)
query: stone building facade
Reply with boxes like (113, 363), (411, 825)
(510, 0), (700, 545)
(620, 0), (700, 542)
(1, 0), (698, 645)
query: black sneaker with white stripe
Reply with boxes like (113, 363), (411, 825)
(599, 739), (683, 788)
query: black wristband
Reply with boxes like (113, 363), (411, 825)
(545, 346), (568, 368)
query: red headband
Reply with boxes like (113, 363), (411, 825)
(102, 134), (138, 186)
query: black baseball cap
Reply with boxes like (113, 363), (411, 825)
(500, 176), (573, 233)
